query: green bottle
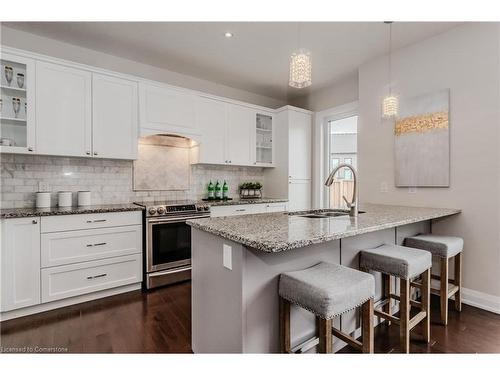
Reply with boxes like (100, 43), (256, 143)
(207, 180), (215, 200)
(222, 180), (229, 200)
(214, 180), (222, 200)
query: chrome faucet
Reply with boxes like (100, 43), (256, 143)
(324, 163), (358, 217)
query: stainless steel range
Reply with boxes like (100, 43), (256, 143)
(134, 200), (210, 289)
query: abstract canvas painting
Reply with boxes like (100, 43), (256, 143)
(394, 89), (450, 187)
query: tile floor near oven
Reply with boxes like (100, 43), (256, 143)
(1, 282), (499, 354)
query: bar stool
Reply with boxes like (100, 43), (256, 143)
(359, 244), (432, 353)
(278, 262), (375, 354)
(405, 234), (463, 325)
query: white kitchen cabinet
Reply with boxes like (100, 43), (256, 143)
(288, 180), (312, 211)
(0, 217), (41, 312)
(194, 97), (274, 167)
(36, 61), (92, 157)
(265, 202), (288, 213)
(139, 82), (197, 136)
(288, 110), (312, 180)
(92, 73), (138, 159)
(41, 254), (142, 303)
(0, 52), (36, 154)
(195, 96), (226, 164)
(264, 106), (313, 210)
(226, 104), (253, 165)
(210, 202), (287, 217)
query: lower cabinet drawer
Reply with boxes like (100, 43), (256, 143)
(41, 254), (142, 303)
(210, 204), (267, 217)
(41, 225), (142, 267)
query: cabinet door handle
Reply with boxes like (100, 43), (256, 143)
(93, 152), (98, 156)
(32, 219), (38, 224)
(86, 219), (107, 223)
(86, 273), (107, 280)
(86, 242), (107, 247)
(86, 151), (91, 155)
(28, 147), (34, 152)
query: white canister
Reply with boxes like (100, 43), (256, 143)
(58, 191), (72, 207)
(77, 191), (91, 206)
(35, 192), (51, 208)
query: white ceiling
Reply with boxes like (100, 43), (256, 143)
(4, 22), (461, 101)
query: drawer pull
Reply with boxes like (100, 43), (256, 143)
(86, 219), (107, 223)
(86, 273), (107, 280)
(235, 209), (246, 212)
(86, 242), (107, 247)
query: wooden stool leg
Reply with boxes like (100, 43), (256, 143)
(454, 253), (462, 312)
(421, 269), (431, 343)
(318, 318), (333, 353)
(361, 298), (374, 353)
(400, 278), (410, 353)
(440, 257), (449, 325)
(279, 297), (291, 353)
(383, 273), (392, 326)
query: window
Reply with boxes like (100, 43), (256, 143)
(326, 115), (358, 209)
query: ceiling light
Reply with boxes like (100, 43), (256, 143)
(289, 49), (312, 89)
(382, 21), (399, 119)
(289, 24), (312, 89)
(224, 32), (233, 38)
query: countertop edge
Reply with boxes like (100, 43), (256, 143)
(188, 208), (461, 253)
(0, 205), (144, 219)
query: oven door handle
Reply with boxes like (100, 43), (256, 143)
(147, 215), (210, 224)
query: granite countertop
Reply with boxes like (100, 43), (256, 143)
(187, 203), (461, 253)
(201, 197), (288, 207)
(0, 203), (143, 219)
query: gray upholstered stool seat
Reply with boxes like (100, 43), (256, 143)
(279, 262), (375, 319)
(359, 244), (432, 279)
(405, 234), (463, 258)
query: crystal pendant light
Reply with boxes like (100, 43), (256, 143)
(289, 24), (312, 89)
(382, 21), (399, 119)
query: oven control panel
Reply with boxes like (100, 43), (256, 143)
(146, 204), (210, 217)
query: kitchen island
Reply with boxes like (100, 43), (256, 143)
(187, 203), (460, 353)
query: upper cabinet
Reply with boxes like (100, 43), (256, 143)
(93, 74), (138, 159)
(34, 61), (138, 159)
(36, 61), (92, 157)
(254, 112), (274, 166)
(195, 96), (226, 165)
(226, 104), (254, 165)
(139, 83), (197, 137)
(193, 96), (274, 167)
(0, 52), (36, 154)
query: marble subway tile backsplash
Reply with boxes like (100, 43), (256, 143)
(0, 154), (264, 209)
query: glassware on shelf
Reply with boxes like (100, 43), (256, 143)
(16, 73), (24, 89)
(12, 97), (21, 118)
(4, 66), (13, 86)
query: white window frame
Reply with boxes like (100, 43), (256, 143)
(313, 101), (358, 208)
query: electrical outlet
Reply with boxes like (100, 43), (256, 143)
(38, 181), (50, 192)
(223, 244), (232, 270)
(408, 187), (418, 194)
(380, 182), (388, 193)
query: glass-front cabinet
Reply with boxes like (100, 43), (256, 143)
(0, 52), (35, 154)
(254, 112), (274, 166)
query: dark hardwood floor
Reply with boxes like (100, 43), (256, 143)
(1, 281), (499, 353)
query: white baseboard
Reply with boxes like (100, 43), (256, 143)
(461, 287), (500, 315)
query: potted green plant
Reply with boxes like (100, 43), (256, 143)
(239, 182), (250, 197)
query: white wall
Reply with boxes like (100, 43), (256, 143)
(358, 23), (500, 302)
(291, 72), (358, 111)
(0, 26), (285, 109)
